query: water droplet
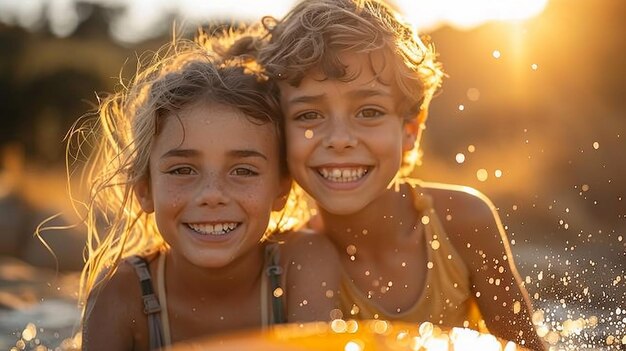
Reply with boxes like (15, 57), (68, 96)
(22, 323), (37, 341)
(476, 168), (488, 182)
(431, 240), (440, 250)
(373, 320), (389, 334)
(332, 319), (348, 333)
(467, 88), (480, 101)
(458, 104), (465, 111)
(421, 215), (430, 225)
(531, 63), (538, 70)
(273, 287), (284, 297)
(592, 141), (600, 149)
(304, 129), (314, 139)
(346, 244), (357, 255)
(492, 50), (501, 59)
(455, 153), (466, 164)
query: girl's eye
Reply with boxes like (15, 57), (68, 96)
(357, 108), (384, 118)
(169, 167), (195, 175)
(231, 168), (259, 176)
(295, 111), (321, 121)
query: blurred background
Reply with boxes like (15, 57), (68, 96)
(0, 0), (624, 350)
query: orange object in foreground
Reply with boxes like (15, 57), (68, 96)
(170, 320), (533, 351)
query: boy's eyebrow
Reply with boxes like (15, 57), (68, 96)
(287, 88), (393, 105)
(160, 148), (268, 161)
(286, 93), (325, 105)
(348, 87), (393, 99)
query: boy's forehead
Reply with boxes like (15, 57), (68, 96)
(292, 50), (396, 88)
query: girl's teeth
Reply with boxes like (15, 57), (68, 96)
(188, 222), (238, 235)
(318, 167), (368, 182)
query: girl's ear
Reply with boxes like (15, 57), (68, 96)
(272, 177), (293, 211)
(134, 176), (154, 213)
(402, 109), (427, 152)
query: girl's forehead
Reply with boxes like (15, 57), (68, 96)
(154, 103), (275, 147)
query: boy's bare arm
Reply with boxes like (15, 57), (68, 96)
(281, 231), (341, 323)
(430, 186), (546, 350)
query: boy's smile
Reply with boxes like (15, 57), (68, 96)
(280, 52), (416, 215)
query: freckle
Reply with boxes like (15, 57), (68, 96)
(304, 129), (314, 139)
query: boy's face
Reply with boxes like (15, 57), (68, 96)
(135, 102), (288, 268)
(279, 52), (416, 215)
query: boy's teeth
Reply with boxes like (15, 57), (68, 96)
(318, 167), (368, 182)
(187, 222), (238, 235)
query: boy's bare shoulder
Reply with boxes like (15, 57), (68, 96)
(418, 181), (497, 223)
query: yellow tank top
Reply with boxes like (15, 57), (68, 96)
(339, 185), (484, 329)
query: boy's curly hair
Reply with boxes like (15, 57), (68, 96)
(258, 0), (444, 175)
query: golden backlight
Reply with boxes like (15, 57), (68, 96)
(395, 0), (549, 31)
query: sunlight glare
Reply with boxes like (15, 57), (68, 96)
(396, 0), (549, 31)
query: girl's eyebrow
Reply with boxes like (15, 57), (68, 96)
(160, 148), (199, 159)
(227, 149), (268, 161)
(160, 148), (268, 161)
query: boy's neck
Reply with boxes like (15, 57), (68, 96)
(319, 184), (419, 255)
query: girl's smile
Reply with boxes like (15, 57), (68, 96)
(135, 102), (288, 268)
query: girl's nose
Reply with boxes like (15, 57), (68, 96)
(196, 175), (230, 207)
(322, 118), (357, 150)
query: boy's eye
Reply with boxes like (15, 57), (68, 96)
(295, 111), (322, 121)
(169, 167), (195, 175)
(357, 108), (384, 118)
(231, 168), (259, 176)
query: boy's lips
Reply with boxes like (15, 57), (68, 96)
(314, 165), (371, 183)
(186, 222), (240, 236)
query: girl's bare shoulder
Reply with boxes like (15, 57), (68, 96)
(82, 257), (151, 350)
(86, 255), (160, 319)
(272, 230), (337, 261)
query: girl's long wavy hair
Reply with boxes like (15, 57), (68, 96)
(258, 0), (445, 177)
(68, 35), (286, 310)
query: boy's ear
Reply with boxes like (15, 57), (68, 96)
(402, 110), (427, 152)
(272, 177), (293, 211)
(134, 176), (154, 213)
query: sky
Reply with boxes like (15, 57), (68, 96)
(0, 0), (548, 43)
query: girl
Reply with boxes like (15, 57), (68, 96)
(259, 0), (546, 349)
(72, 36), (339, 351)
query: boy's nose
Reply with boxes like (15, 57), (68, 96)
(196, 176), (230, 207)
(322, 119), (357, 150)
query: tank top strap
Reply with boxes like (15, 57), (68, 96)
(407, 181), (435, 213)
(263, 242), (286, 326)
(128, 255), (166, 350)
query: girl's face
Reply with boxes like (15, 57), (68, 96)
(135, 102), (288, 268)
(279, 52), (416, 215)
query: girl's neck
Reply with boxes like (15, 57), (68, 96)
(164, 244), (266, 297)
(318, 184), (419, 256)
